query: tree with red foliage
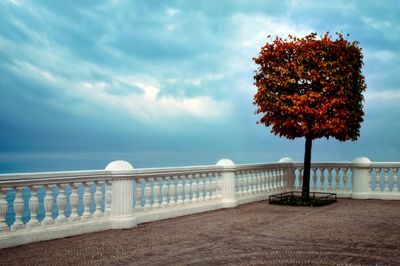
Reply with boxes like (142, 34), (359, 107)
(253, 33), (366, 198)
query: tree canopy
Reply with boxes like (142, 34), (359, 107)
(253, 32), (366, 141)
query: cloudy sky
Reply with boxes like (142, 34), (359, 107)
(1, 0), (399, 173)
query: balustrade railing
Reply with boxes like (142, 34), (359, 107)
(1, 157), (399, 248)
(369, 163), (400, 194)
(293, 162), (352, 197)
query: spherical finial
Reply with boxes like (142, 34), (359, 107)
(352, 157), (371, 167)
(105, 160), (134, 171)
(216, 159), (235, 167)
(278, 157), (294, 163)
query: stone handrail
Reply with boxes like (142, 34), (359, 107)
(0, 157), (399, 248)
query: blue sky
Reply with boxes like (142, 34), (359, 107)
(1, 0), (399, 173)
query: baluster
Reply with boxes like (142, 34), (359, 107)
(147, 178), (154, 208)
(190, 174), (196, 202)
(259, 170), (265, 192)
(241, 171), (247, 193)
(265, 170), (271, 192)
(392, 168), (399, 192)
(69, 183), (80, 221)
(319, 168), (324, 190)
(298, 168), (304, 189)
(333, 168), (340, 191)
(165, 176), (171, 206)
(383, 169), (390, 192)
(188, 175), (196, 203)
(293, 168), (298, 189)
(345, 168), (351, 191)
(253, 171), (259, 193)
(271, 169), (278, 191)
(0, 188), (9, 231)
(82, 182), (92, 219)
(201, 173), (208, 200)
(152, 178), (160, 208)
(272, 169), (278, 191)
(276, 169), (284, 190)
(245, 171), (251, 193)
(105, 180), (112, 216)
(310, 168), (316, 191)
(208, 173), (213, 199)
(25, 186), (39, 228)
(10, 186), (25, 230)
(258, 170), (263, 192)
(246, 171), (252, 193)
(315, 167), (329, 191)
(215, 173), (221, 199)
(169, 176), (177, 205)
(184, 175), (191, 203)
(196, 174), (203, 201)
(338, 168), (345, 191)
(278, 169), (284, 190)
(174, 176), (182, 205)
(201, 174), (206, 199)
(42, 185), (54, 225)
(267, 170), (273, 191)
(267, 170), (272, 191)
(179, 175), (187, 203)
(236, 172), (242, 194)
(276, 168), (281, 190)
(259, 171), (265, 192)
(375, 168), (382, 192)
(368, 168), (374, 192)
(56, 184), (67, 223)
(158, 177), (166, 207)
(327, 168), (333, 191)
(252, 171), (257, 192)
(191, 174), (197, 201)
(137, 178), (144, 209)
(94, 181), (104, 216)
(210, 173), (217, 200)
(135, 178), (144, 211)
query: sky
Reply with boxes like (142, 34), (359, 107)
(1, 0), (400, 173)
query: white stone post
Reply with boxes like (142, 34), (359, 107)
(105, 160), (137, 229)
(279, 157), (294, 191)
(351, 157), (371, 199)
(216, 159), (238, 208)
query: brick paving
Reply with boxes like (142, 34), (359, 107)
(1, 199), (400, 265)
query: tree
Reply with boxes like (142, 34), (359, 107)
(253, 32), (366, 199)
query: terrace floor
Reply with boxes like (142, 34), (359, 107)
(1, 199), (400, 265)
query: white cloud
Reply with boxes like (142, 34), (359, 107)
(231, 13), (314, 51)
(365, 90), (400, 102)
(9, 60), (59, 83)
(367, 50), (396, 63)
(77, 75), (231, 121)
(166, 8), (180, 17)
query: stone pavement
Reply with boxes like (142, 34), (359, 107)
(1, 199), (400, 265)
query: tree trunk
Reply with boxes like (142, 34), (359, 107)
(302, 135), (313, 199)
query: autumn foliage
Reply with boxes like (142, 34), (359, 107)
(253, 32), (366, 141)
(253, 32), (366, 198)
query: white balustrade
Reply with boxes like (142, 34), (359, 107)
(1, 157), (400, 249)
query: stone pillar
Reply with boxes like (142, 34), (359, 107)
(105, 160), (137, 229)
(351, 157), (371, 199)
(216, 159), (238, 208)
(279, 157), (294, 191)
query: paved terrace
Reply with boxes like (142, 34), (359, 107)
(1, 199), (399, 265)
